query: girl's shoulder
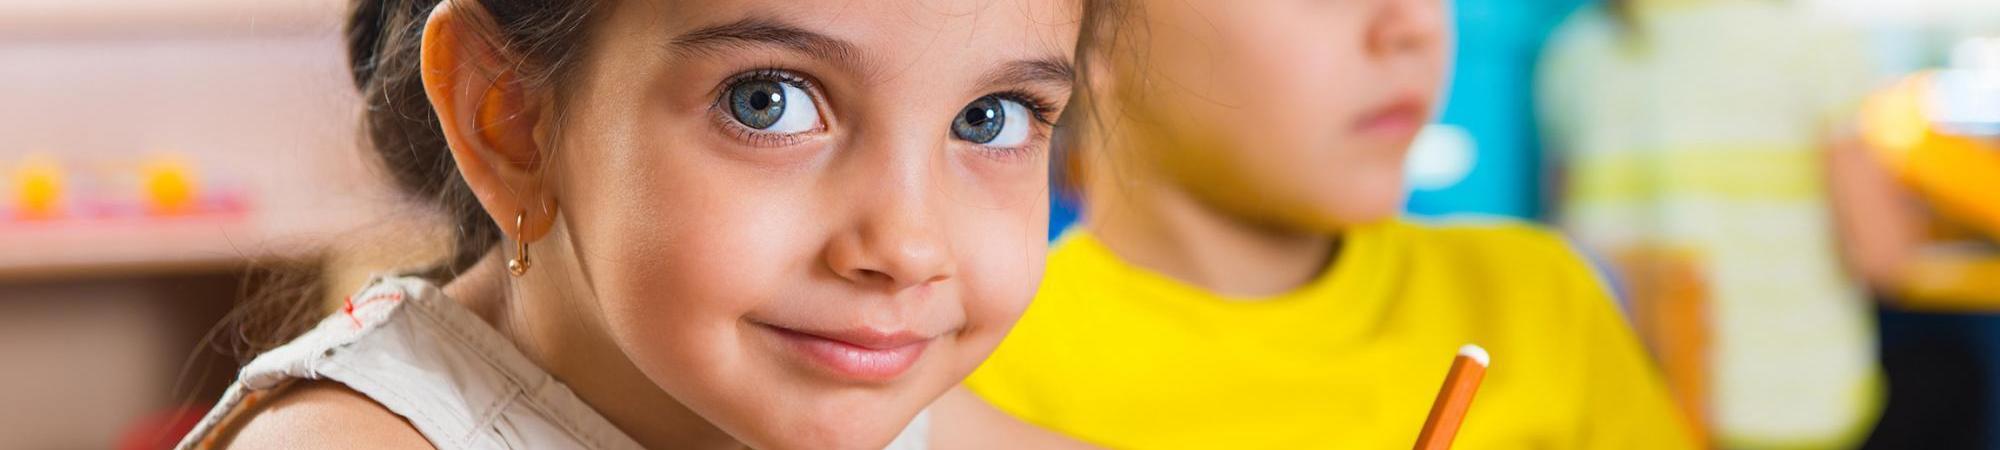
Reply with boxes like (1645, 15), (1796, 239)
(213, 380), (431, 449)
(183, 275), (647, 450)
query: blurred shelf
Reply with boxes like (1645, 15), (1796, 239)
(1, 26), (393, 283)
(0, 0), (348, 38)
(0, 214), (341, 282)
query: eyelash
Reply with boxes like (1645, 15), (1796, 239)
(968, 91), (1059, 162)
(707, 68), (1061, 159)
(987, 90), (1058, 126)
(709, 68), (825, 147)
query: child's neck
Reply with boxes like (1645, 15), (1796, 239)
(1084, 171), (1339, 299)
(447, 242), (747, 450)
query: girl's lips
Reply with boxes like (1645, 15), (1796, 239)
(756, 322), (931, 383)
(1353, 97), (1429, 138)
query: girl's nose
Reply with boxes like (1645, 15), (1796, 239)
(1368, 0), (1447, 57)
(822, 150), (957, 293)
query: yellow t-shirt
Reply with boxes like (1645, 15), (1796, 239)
(967, 219), (1696, 449)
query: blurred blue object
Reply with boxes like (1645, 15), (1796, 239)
(1050, 187), (1080, 242)
(1404, 0), (1589, 219)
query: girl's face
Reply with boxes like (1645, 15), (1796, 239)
(1109, 0), (1447, 229)
(540, 0), (1075, 447)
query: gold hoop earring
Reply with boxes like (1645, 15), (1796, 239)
(508, 210), (532, 277)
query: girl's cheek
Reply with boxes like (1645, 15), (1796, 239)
(584, 143), (813, 319)
(650, 192), (815, 311)
(943, 146), (1051, 212)
(952, 203), (1047, 339)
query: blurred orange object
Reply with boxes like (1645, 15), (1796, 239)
(1851, 72), (2000, 307)
(1859, 73), (2000, 239)
(13, 153), (65, 220)
(1617, 245), (1712, 445)
(140, 154), (199, 216)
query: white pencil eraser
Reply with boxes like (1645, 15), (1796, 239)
(1458, 344), (1490, 367)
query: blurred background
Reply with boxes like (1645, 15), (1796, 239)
(1, 0), (1995, 448)
(0, 1), (441, 448)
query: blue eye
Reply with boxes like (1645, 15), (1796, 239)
(953, 95), (1032, 146)
(727, 77), (819, 133)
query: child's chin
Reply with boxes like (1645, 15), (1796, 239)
(1328, 177), (1409, 222)
(745, 412), (915, 450)
(1284, 187), (1405, 232)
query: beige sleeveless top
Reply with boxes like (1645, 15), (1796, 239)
(178, 275), (932, 449)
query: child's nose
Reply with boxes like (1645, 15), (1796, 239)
(822, 154), (957, 292)
(1368, 0), (1447, 57)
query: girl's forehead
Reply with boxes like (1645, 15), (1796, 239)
(617, 0), (1083, 61)
(590, 0), (1081, 92)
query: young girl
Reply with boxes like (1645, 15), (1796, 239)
(179, 0), (1097, 448)
(964, 0), (1697, 448)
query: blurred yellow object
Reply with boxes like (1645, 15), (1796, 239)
(141, 155), (198, 215)
(1896, 256), (2000, 308)
(1856, 72), (2000, 307)
(14, 154), (64, 219)
(1858, 72), (2000, 238)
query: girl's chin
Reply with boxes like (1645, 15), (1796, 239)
(743, 404), (926, 450)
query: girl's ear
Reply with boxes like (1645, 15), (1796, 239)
(419, 1), (558, 242)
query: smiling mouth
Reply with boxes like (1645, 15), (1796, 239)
(751, 321), (932, 383)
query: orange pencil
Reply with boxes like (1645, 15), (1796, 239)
(1414, 344), (1490, 450)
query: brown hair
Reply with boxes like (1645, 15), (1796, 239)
(1056, 0), (1138, 200)
(226, 0), (599, 359)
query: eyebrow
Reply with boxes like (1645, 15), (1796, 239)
(982, 57), (1076, 90)
(668, 17), (1074, 91)
(667, 17), (863, 68)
